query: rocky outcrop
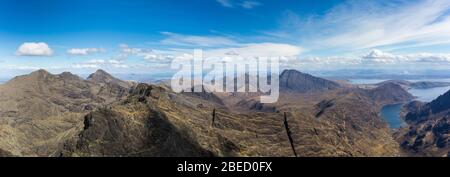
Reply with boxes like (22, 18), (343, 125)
(62, 107), (213, 157)
(401, 101), (425, 118)
(405, 90), (450, 123)
(398, 89), (450, 157)
(0, 69), (133, 156)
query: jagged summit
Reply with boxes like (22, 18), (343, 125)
(58, 71), (81, 80)
(87, 69), (115, 82)
(91, 69), (110, 76)
(279, 69), (341, 92)
(29, 69), (51, 77)
(87, 69), (135, 89)
(87, 69), (124, 85)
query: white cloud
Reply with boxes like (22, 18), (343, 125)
(16, 42), (53, 56)
(292, 49), (450, 71)
(67, 48), (105, 56)
(361, 49), (450, 64)
(361, 49), (402, 64)
(118, 42), (303, 69)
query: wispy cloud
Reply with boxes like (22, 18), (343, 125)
(204, 43), (303, 58)
(271, 0), (450, 53)
(67, 48), (106, 56)
(240, 1), (261, 9)
(216, 0), (233, 8)
(72, 59), (128, 69)
(120, 41), (303, 69)
(1, 65), (41, 71)
(216, 0), (262, 9)
(119, 44), (176, 62)
(158, 32), (303, 57)
(160, 32), (238, 47)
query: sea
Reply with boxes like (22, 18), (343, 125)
(349, 78), (450, 129)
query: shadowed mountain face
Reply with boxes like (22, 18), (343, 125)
(279, 69), (341, 92)
(0, 148), (13, 157)
(0, 69), (133, 156)
(0, 69), (423, 157)
(61, 83), (400, 157)
(61, 84), (215, 157)
(397, 90), (450, 157)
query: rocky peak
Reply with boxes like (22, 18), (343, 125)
(87, 69), (116, 83)
(29, 69), (52, 78)
(368, 82), (414, 104)
(279, 69), (340, 92)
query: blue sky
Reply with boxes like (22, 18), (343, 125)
(1, 0), (450, 78)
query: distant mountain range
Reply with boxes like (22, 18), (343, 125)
(375, 80), (450, 89)
(0, 69), (446, 157)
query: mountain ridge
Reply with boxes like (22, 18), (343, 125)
(0, 69), (133, 156)
(0, 68), (430, 157)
